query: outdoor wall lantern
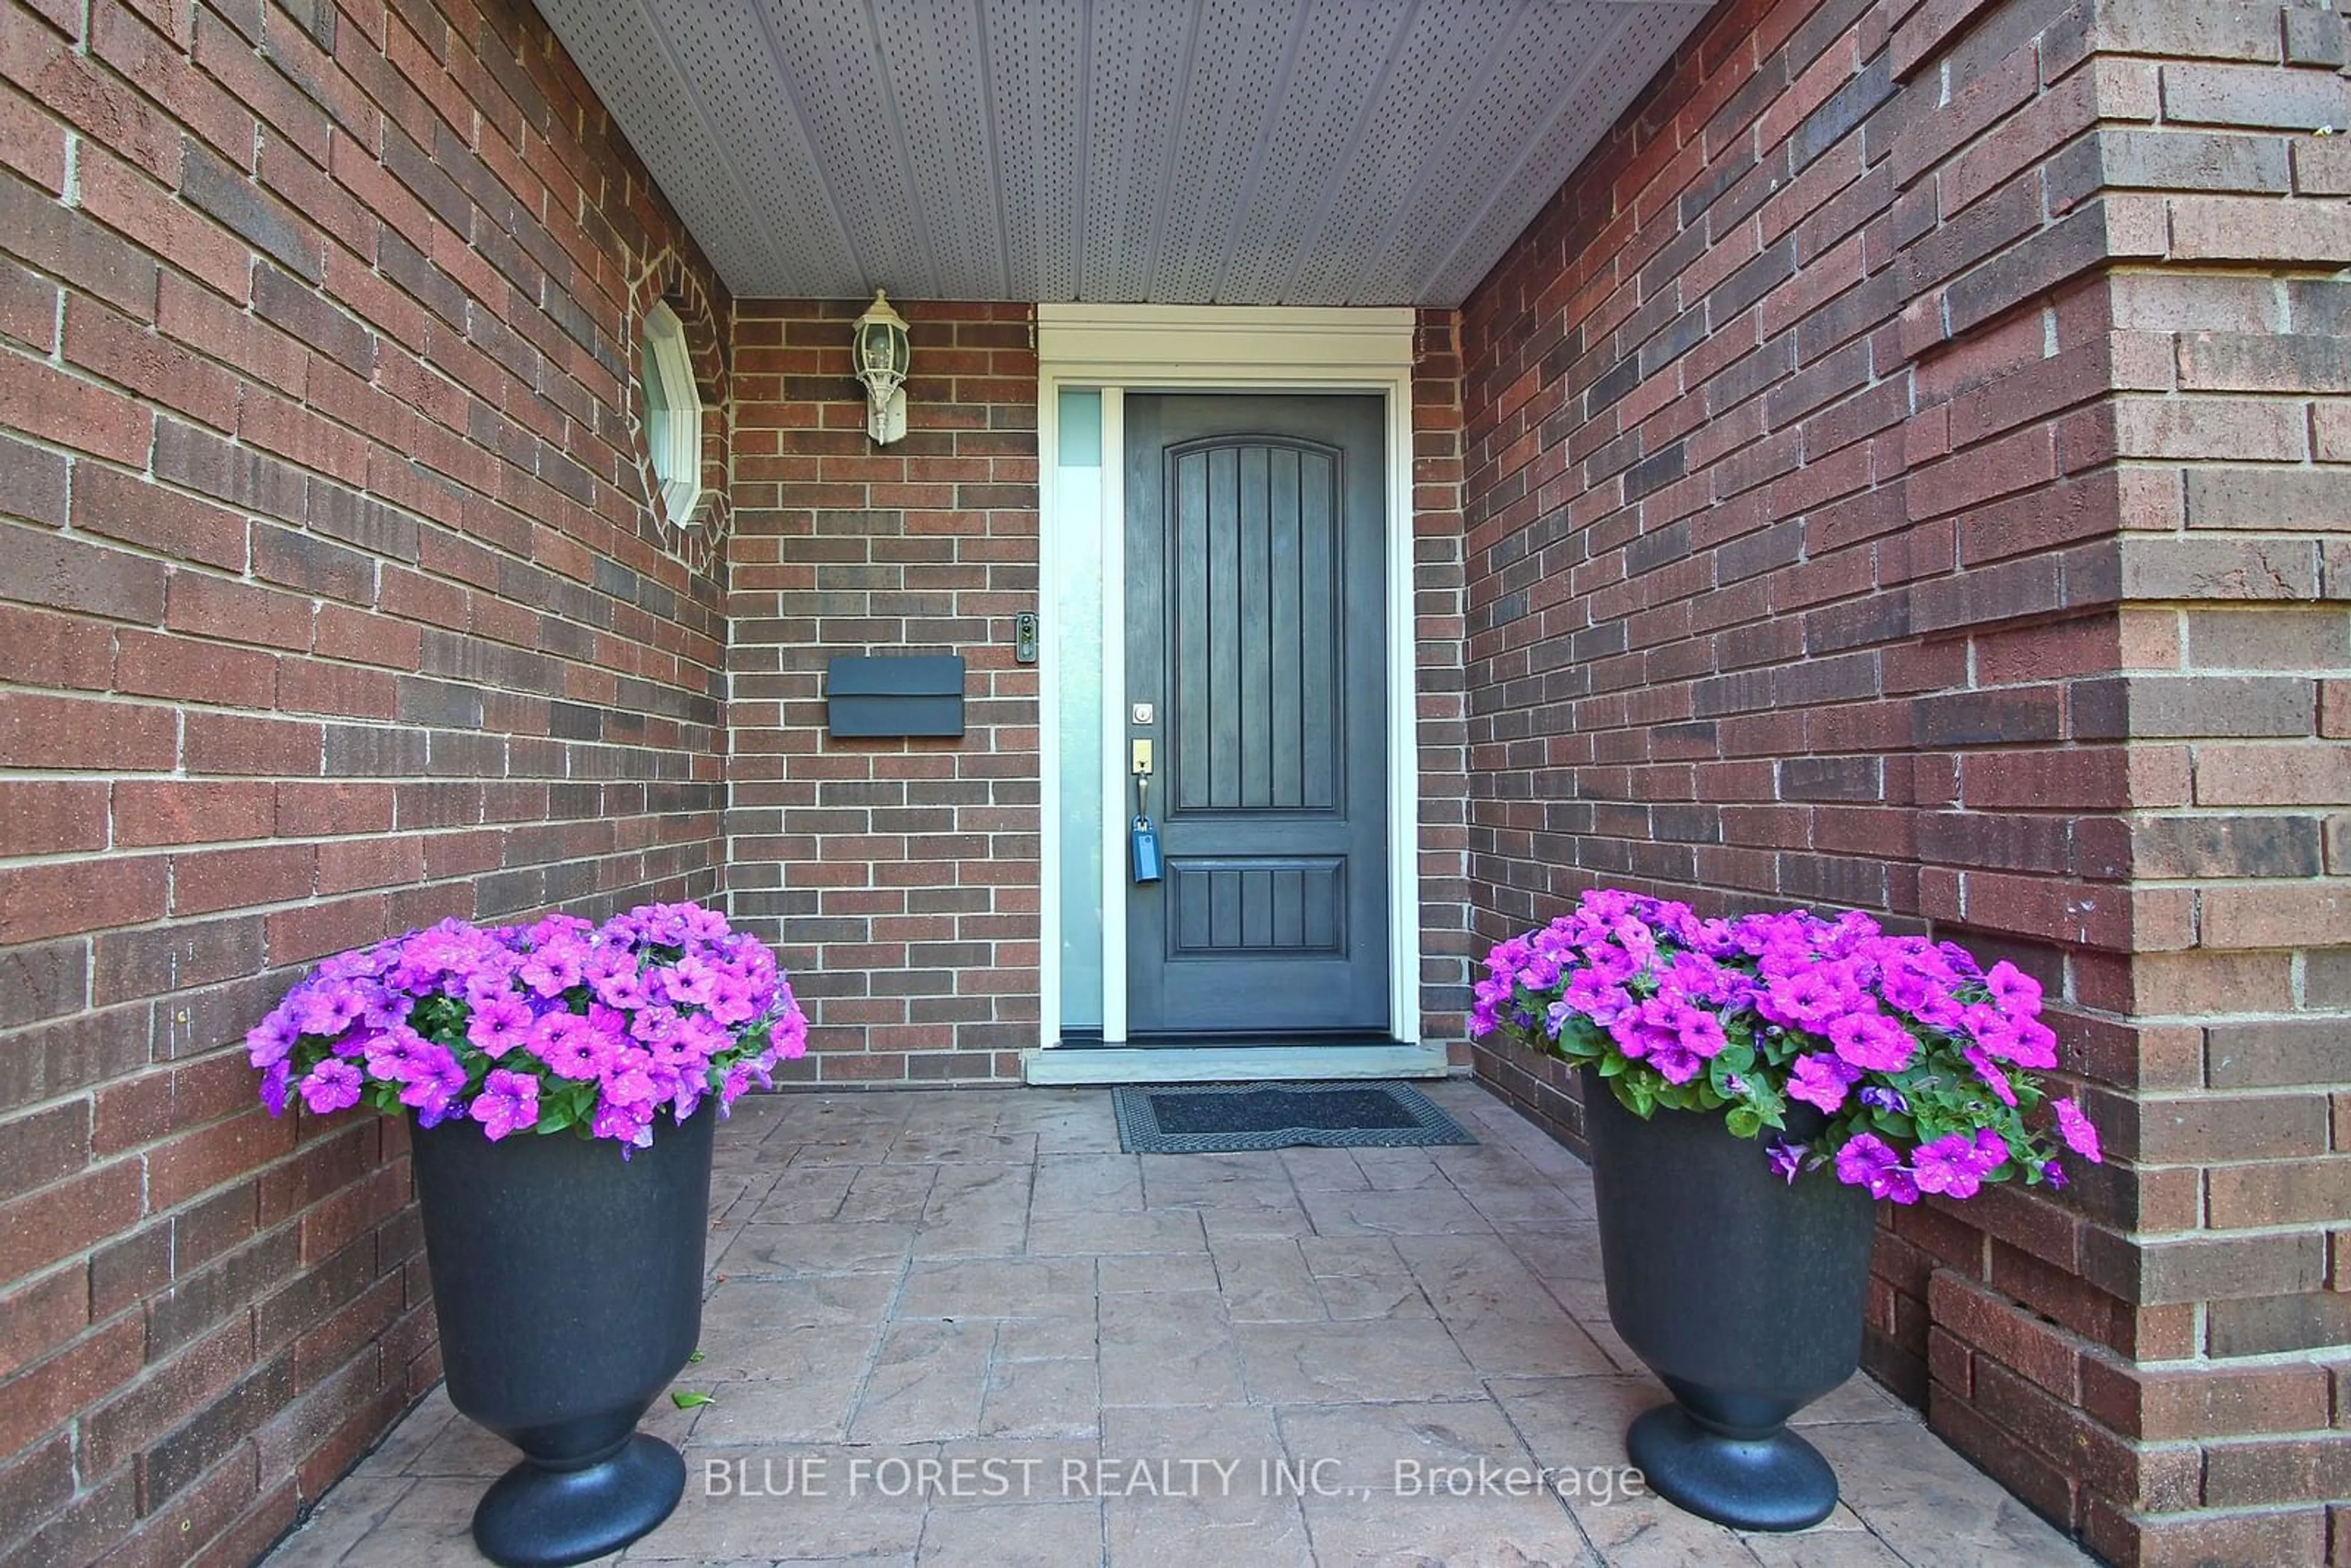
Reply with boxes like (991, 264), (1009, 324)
(853, 289), (911, 445)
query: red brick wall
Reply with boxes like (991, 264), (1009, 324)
(729, 308), (1480, 1075)
(1458, 0), (2351, 1562)
(0, 0), (729, 1561)
(726, 300), (1043, 1082)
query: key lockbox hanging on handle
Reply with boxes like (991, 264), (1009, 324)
(1129, 738), (1161, 883)
(1130, 814), (1162, 883)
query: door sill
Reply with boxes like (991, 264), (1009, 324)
(1021, 1041), (1451, 1085)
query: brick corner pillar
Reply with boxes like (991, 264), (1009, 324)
(1460, 0), (2351, 1560)
(1888, 2), (2351, 1562)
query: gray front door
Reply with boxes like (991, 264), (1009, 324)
(1123, 394), (1390, 1037)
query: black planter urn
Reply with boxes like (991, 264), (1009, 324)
(1580, 1068), (1879, 1531)
(410, 1106), (715, 1568)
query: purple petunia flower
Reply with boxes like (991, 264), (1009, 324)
(467, 994), (536, 1058)
(289, 983), (366, 1040)
(396, 1044), (468, 1122)
(1664, 952), (1734, 1007)
(1858, 1084), (1907, 1114)
(592, 962), (653, 1012)
(598, 1055), (662, 1108)
(1766, 1140), (1805, 1185)
(246, 899), (805, 1154)
(520, 938), (589, 998)
(246, 1015), (299, 1070)
(360, 1028), (434, 1082)
(2052, 1097), (2103, 1163)
(773, 1001), (809, 1059)
(258, 1060), (293, 1116)
(531, 1011), (615, 1081)
(299, 1059), (363, 1115)
(591, 1096), (656, 1150)
(469, 1069), (540, 1141)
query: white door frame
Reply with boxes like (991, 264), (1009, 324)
(1031, 306), (1438, 1081)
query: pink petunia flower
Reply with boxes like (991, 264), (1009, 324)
(1963, 1046), (2018, 1107)
(1562, 968), (1635, 1027)
(1912, 1131), (1998, 1199)
(1671, 1003), (1728, 1059)
(1827, 1010), (1917, 1073)
(1834, 1133), (1914, 1202)
(1788, 1052), (1859, 1112)
(1761, 969), (1850, 1031)
(1985, 960), (2044, 1016)
(1998, 1016), (2060, 1070)
(361, 1027), (436, 1082)
(1647, 1041), (1705, 1084)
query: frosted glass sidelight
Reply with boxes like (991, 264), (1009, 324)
(1057, 390), (1105, 1028)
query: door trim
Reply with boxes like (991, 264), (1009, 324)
(1033, 305), (1422, 1056)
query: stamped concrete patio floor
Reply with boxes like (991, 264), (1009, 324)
(264, 1082), (2090, 1568)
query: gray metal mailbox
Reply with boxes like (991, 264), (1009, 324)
(824, 655), (965, 738)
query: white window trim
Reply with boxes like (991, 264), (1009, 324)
(1033, 304), (1430, 1075)
(640, 299), (703, 528)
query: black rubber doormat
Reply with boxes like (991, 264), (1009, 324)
(1112, 1082), (1475, 1153)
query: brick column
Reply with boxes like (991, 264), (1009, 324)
(1414, 310), (1479, 1054)
(1459, 1), (2351, 1561)
(1891, 4), (2351, 1561)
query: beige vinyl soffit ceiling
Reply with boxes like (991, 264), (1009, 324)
(532, 0), (1715, 307)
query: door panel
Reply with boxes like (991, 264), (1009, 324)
(1125, 394), (1388, 1037)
